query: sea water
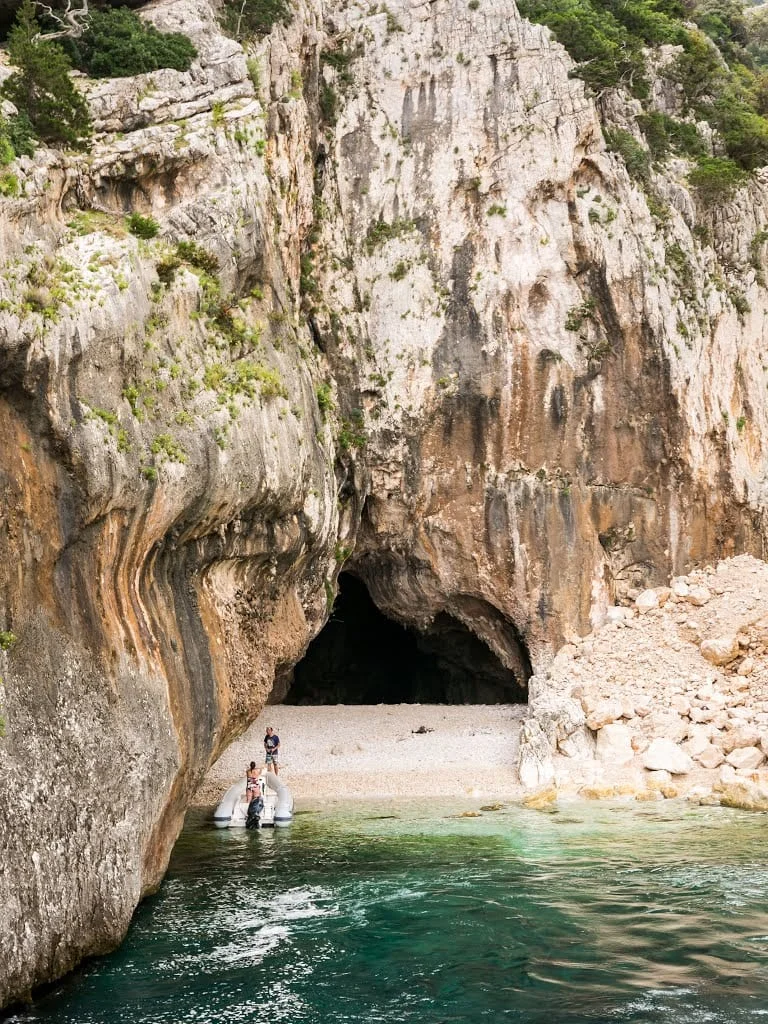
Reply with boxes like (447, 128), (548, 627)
(9, 800), (768, 1023)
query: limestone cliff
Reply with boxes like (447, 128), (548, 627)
(1, 0), (768, 1006)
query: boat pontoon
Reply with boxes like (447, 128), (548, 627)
(213, 771), (294, 828)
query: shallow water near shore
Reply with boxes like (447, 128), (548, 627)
(12, 800), (768, 1023)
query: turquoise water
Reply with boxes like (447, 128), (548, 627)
(10, 800), (768, 1023)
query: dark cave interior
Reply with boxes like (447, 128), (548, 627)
(283, 573), (529, 705)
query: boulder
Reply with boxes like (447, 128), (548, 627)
(522, 785), (558, 810)
(670, 695), (691, 716)
(518, 719), (555, 789)
(671, 579), (690, 599)
(686, 586), (712, 606)
(558, 729), (595, 759)
(721, 725), (761, 754)
(715, 777), (768, 812)
(585, 699), (623, 731)
(682, 731), (711, 758)
(725, 746), (765, 770)
(700, 635), (740, 666)
(635, 589), (659, 613)
(642, 738), (694, 774)
(530, 694), (586, 747)
(605, 606), (629, 624)
(695, 744), (725, 769)
(595, 722), (634, 764)
(633, 696), (652, 717)
(737, 656), (755, 677)
(689, 706), (715, 724)
(645, 711), (687, 743)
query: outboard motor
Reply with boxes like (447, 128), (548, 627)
(246, 796), (264, 830)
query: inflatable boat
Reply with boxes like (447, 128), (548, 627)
(213, 771), (294, 828)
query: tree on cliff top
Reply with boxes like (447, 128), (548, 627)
(2, 0), (91, 145)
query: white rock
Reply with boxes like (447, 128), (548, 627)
(720, 764), (738, 785)
(686, 586), (712, 606)
(518, 720), (555, 789)
(721, 725), (761, 753)
(682, 732), (711, 758)
(670, 695), (691, 716)
(671, 579), (690, 598)
(635, 589), (659, 613)
(605, 606), (629, 624)
(558, 730), (595, 759)
(595, 722), (635, 764)
(725, 746), (765, 770)
(700, 635), (740, 666)
(585, 699), (623, 731)
(738, 656), (755, 677)
(642, 738), (694, 775)
(633, 696), (652, 717)
(695, 744), (725, 769)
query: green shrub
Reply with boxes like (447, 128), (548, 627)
(319, 80), (338, 124)
(0, 631), (17, 651)
(604, 127), (651, 184)
(687, 156), (750, 198)
(516, 0), (684, 95)
(0, 133), (13, 167)
(316, 382), (333, 417)
(127, 212), (160, 238)
(2, 0), (91, 146)
(65, 8), (197, 78)
(220, 0), (291, 39)
(5, 112), (36, 157)
(0, 173), (20, 197)
(0, 112), (36, 166)
(176, 240), (220, 274)
(637, 111), (706, 160)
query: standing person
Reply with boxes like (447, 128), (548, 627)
(245, 761), (260, 803)
(264, 726), (280, 775)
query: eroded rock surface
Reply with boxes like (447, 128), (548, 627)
(3, 0), (768, 1005)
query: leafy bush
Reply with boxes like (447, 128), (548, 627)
(604, 127), (651, 183)
(637, 111), (706, 160)
(220, 0), (291, 40)
(127, 212), (160, 238)
(687, 156), (750, 198)
(516, 0), (684, 94)
(175, 241), (219, 274)
(0, 111), (36, 166)
(65, 8), (197, 78)
(0, 129), (13, 167)
(1, 0), (90, 146)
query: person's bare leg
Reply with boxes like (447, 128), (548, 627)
(274, 762), (279, 776)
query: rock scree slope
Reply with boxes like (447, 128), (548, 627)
(2, 0), (768, 1006)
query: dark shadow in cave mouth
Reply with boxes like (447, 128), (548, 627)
(283, 573), (530, 705)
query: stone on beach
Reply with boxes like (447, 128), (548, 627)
(725, 746), (765, 770)
(595, 722), (634, 764)
(642, 738), (694, 775)
(700, 635), (740, 666)
(585, 700), (623, 731)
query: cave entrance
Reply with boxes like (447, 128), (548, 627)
(282, 573), (529, 705)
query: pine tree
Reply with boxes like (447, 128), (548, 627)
(2, 0), (91, 146)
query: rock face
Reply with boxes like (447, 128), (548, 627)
(3, 0), (768, 1006)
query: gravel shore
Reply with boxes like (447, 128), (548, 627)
(194, 704), (528, 805)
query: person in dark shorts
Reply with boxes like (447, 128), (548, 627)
(264, 726), (280, 775)
(245, 761), (260, 803)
